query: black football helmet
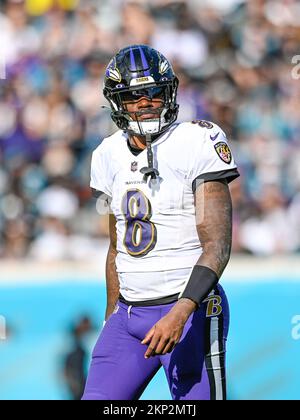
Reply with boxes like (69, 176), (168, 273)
(103, 45), (179, 137)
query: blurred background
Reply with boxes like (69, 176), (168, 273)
(0, 0), (300, 400)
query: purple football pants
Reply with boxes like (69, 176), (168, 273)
(82, 285), (229, 400)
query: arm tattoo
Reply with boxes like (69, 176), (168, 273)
(194, 179), (232, 277)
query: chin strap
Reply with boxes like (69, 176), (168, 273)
(140, 134), (160, 181)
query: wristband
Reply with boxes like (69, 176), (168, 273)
(179, 265), (219, 306)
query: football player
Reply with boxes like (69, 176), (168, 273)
(82, 45), (239, 400)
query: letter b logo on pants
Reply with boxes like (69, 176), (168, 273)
(204, 295), (222, 317)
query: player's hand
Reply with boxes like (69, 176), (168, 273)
(141, 298), (197, 358)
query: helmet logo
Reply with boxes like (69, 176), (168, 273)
(159, 58), (170, 75)
(106, 58), (122, 82)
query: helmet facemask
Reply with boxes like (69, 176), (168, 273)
(104, 79), (179, 137)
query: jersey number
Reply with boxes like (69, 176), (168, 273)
(192, 119), (213, 129)
(121, 189), (157, 257)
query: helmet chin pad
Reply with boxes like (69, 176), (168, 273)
(127, 116), (169, 135)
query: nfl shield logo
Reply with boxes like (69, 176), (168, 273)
(131, 161), (138, 172)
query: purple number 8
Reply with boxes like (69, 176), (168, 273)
(121, 189), (157, 257)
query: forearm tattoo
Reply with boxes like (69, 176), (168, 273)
(194, 180), (232, 277)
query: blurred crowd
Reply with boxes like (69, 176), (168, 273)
(0, 0), (300, 259)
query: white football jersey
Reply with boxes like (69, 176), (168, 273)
(91, 121), (239, 300)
